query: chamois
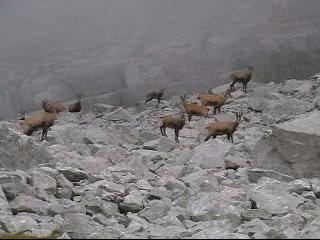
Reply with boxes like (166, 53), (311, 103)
(197, 89), (232, 115)
(160, 112), (185, 143)
(205, 112), (242, 143)
(180, 94), (209, 122)
(145, 88), (165, 105)
(42, 99), (66, 113)
(229, 66), (254, 93)
(68, 94), (81, 112)
(20, 111), (57, 141)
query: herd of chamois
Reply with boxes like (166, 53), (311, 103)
(19, 66), (253, 143)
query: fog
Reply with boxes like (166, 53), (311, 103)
(1, 0), (320, 119)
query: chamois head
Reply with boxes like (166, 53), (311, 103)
(19, 110), (26, 120)
(160, 88), (166, 94)
(248, 66), (254, 72)
(76, 94), (81, 101)
(42, 99), (48, 107)
(235, 112), (243, 123)
(180, 94), (186, 103)
(207, 88), (213, 94)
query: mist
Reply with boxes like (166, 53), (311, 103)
(0, 0), (320, 119)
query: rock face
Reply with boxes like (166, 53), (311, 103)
(255, 111), (320, 178)
(0, 76), (319, 238)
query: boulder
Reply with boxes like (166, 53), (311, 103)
(189, 139), (233, 169)
(57, 167), (88, 182)
(105, 107), (132, 122)
(254, 111), (320, 178)
(248, 177), (305, 215)
(138, 200), (170, 222)
(0, 123), (52, 170)
(247, 168), (293, 183)
(30, 172), (57, 195)
(9, 195), (49, 215)
(91, 103), (116, 114)
(119, 190), (145, 213)
(142, 137), (177, 153)
(60, 213), (103, 239)
(288, 179), (312, 195)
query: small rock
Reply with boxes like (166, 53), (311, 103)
(288, 179), (311, 195)
(247, 168), (293, 183)
(119, 190), (145, 213)
(241, 209), (271, 221)
(58, 167), (88, 182)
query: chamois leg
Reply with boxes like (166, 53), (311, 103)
(227, 134), (231, 141)
(230, 82), (236, 92)
(174, 129), (179, 143)
(230, 134), (234, 143)
(218, 106), (221, 114)
(213, 107), (217, 115)
(244, 83), (248, 93)
(205, 134), (211, 141)
(158, 97), (161, 105)
(41, 128), (47, 141)
(145, 98), (152, 104)
(163, 127), (167, 137)
(160, 126), (165, 136)
(188, 114), (192, 122)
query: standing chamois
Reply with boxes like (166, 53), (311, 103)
(42, 99), (66, 113)
(229, 66), (254, 93)
(180, 94), (209, 122)
(205, 112), (242, 143)
(197, 89), (232, 115)
(68, 94), (82, 112)
(145, 88), (165, 105)
(160, 112), (185, 143)
(20, 110), (57, 141)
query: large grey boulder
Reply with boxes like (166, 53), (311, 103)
(142, 137), (177, 152)
(91, 103), (117, 114)
(9, 195), (49, 215)
(248, 177), (305, 215)
(0, 186), (10, 214)
(138, 200), (170, 222)
(119, 190), (145, 213)
(0, 123), (52, 170)
(60, 213), (103, 239)
(189, 139), (233, 169)
(247, 168), (293, 183)
(30, 172), (57, 195)
(57, 167), (88, 182)
(264, 98), (313, 120)
(278, 79), (316, 99)
(254, 111), (320, 178)
(105, 107), (133, 122)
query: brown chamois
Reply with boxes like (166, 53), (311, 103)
(145, 88), (166, 105)
(160, 112), (185, 143)
(42, 99), (66, 113)
(180, 94), (209, 122)
(229, 66), (254, 93)
(197, 89), (232, 115)
(20, 111), (57, 141)
(68, 94), (81, 112)
(205, 112), (242, 143)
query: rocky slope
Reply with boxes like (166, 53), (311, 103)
(0, 75), (319, 239)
